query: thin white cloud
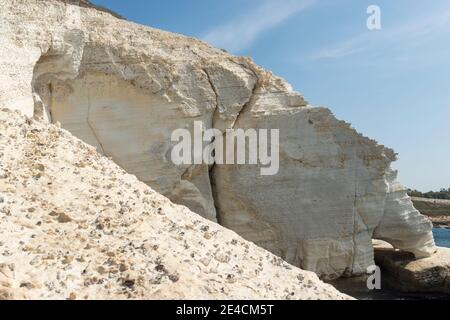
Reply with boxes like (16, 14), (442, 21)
(202, 0), (317, 53)
(313, 7), (450, 60)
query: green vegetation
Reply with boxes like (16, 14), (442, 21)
(408, 188), (450, 200)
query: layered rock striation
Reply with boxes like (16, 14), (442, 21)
(0, 0), (436, 280)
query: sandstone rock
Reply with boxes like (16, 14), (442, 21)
(0, 0), (437, 280)
(374, 240), (450, 294)
(0, 108), (349, 300)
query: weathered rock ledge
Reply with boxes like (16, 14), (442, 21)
(374, 241), (450, 294)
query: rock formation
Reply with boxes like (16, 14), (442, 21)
(0, 108), (349, 300)
(374, 241), (450, 294)
(0, 0), (437, 281)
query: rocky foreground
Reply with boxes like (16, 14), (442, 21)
(373, 241), (450, 294)
(0, 109), (349, 300)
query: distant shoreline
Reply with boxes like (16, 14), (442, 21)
(430, 217), (450, 228)
(411, 197), (450, 228)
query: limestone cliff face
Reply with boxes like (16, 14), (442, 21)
(0, 0), (436, 280)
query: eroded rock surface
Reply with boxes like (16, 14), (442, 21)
(0, 108), (349, 300)
(0, 0), (437, 280)
(374, 241), (450, 294)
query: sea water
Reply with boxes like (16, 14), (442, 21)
(433, 228), (450, 248)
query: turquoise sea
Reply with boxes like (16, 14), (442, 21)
(433, 228), (450, 248)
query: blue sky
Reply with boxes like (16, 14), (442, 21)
(92, 0), (450, 191)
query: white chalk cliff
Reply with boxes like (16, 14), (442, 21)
(0, 0), (436, 281)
